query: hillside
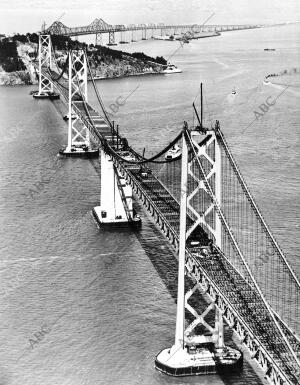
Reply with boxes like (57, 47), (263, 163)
(87, 45), (166, 79)
(0, 33), (167, 85)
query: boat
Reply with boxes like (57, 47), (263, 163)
(264, 48), (276, 51)
(231, 88), (237, 95)
(165, 145), (182, 160)
(263, 75), (271, 85)
(163, 64), (182, 74)
(63, 113), (76, 121)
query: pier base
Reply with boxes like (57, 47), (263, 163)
(59, 145), (99, 158)
(33, 91), (60, 100)
(63, 113), (76, 121)
(92, 206), (141, 227)
(93, 151), (141, 227)
(155, 345), (216, 376)
(155, 344), (242, 377)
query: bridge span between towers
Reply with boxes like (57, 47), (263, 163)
(32, 34), (300, 385)
(44, 18), (262, 45)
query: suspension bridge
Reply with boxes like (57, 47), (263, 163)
(44, 18), (261, 45)
(31, 35), (300, 385)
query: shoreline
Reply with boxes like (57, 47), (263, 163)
(0, 69), (165, 86)
(88, 71), (165, 81)
(0, 38), (167, 87)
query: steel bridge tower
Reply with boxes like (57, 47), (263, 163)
(95, 32), (102, 46)
(155, 127), (241, 375)
(35, 34), (53, 97)
(58, 49), (99, 157)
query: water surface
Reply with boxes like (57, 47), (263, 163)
(0, 24), (299, 385)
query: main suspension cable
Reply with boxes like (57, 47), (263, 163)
(84, 49), (113, 129)
(47, 53), (69, 82)
(105, 132), (184, 164)
(72, 56), (184, 164)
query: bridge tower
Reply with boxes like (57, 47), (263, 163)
(93, 150), (141, 226)
(148, 23), (155, 38)
(119, 30), (127, 44)
(108, 31), (116, 46)
(33, 34), (54, 98)
(155, 127), (241, 376)
(59, 49), (98, 157)
(131, 30), (135, 42)
(95, 32), (102, 46)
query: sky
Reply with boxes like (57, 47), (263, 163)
(0, 0), (300, 35)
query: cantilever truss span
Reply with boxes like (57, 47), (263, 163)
(44, 19), (261, 38)
(35, 39), (300, 385)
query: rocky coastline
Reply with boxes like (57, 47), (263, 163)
(0, 41), (37, 85)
